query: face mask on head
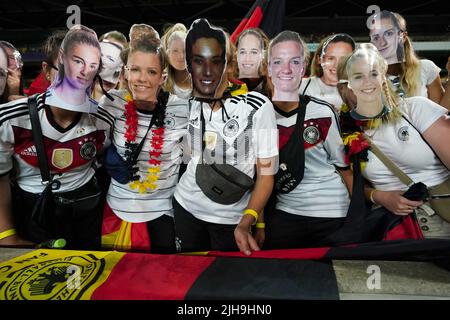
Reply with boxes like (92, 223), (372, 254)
(48, 24), (101, 113)
(269, 39), (304, 102)
(187, 19), (227, 100)
(368, 11), (405, 65)
(99, 41), (124, 85)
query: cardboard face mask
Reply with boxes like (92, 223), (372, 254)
(186, 19), (227, 99)
(347, 47), (387, 119)
(269, 40), (304, 102)
(99, 41), (123, 85)
(47, 25), (101, 113)
(237, 33), (264, 79)
(368, 11), (405, 65)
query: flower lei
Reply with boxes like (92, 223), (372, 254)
(123, 92), (165, 193)
(339, 103), (375, 171)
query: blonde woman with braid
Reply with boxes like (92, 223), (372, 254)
(368, 11), (447, 109)
(339, 43), (450, 239)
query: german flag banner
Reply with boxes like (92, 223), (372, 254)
(230, 0), (285, 43)
(1, 239), (450, 300)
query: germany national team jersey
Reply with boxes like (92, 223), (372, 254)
(99, 89), (189, 223)
(274, 96), (350, 218)
(0, 91), (114, 193)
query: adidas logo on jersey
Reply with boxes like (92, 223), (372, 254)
(20, 145), (37, 157)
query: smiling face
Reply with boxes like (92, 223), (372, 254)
(61, 43), (101, 91)
(99, 41), (123, 85)
(190, 37), (225, 98)
(347, 57), (383, 105)
(126, 51), (164, 102)
(321, 41), (354, 86)
(369, 18), (404, 64)
(269, 40), (304, 101)
(237, 33), (263, 78)
(167, 36), (187, 71)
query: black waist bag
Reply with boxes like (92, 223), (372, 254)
(196, 162), (255, 205)
(194, 98), (254, 204)
(275, 95), (309, 193)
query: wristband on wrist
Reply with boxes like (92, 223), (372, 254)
(0, 228), (16, 240)
(243, 208), (258, 225)
(255, 222), (265, 229)
(369, 189), (377, 204)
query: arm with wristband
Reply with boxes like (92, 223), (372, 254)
(234, 157), (275, 256)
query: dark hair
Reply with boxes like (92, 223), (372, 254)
(123, 36), (168, 72)
(42, 30), (67, 68)
(312, 33), (356, 77)
(185, 18), (226, 73)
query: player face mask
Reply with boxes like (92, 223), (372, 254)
(268, 39), (304, 102)
(186, 19), (227, 99)
(99, 41), (123, 85)
(237, 32), (264, 79)
(368, 10), (405, 65)
(47, 25), (101, 113)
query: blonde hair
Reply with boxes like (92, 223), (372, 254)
(345, 43), (402, 125)
(394, 12), (421, 97)
(161, 23), (189, 94)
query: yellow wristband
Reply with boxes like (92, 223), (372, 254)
(0, 228), (16, 240)
(369, 189), (377, 204)
(243, 209), (258, 225)
(255, 222), (265, 229)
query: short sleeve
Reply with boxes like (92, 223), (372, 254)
(0, 121), (15, 176)
(420, 59), (441, 86)
(403, 96), (448, 133)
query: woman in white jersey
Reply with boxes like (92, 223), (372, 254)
(101, 36), (188, 253)
(368, 10), (447, 109)
(338, 43), (450, 239)
(299, 33), (355, 112)
(264, 30), (353, 249)
(173, 19), (278, 256)
(0, 25), (113, 248)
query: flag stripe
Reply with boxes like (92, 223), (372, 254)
(185, 257), (339, 299)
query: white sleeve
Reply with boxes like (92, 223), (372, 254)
(0, 121), (14, 176)
(421, 59), (441, 86)
(251, 95), (279, 160)
(404, 96), (448, 133)
(323, 110), (347, 168)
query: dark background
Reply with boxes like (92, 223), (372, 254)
(0, 0), (448, 85)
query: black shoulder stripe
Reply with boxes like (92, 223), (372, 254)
(0, 105), (29, 121)
(246, 100), (259, 110)
(91, 113), (114, 129)
(246, 96), (264, 108)
(97, 106), (116, 123)
(247, 92), (266, 104)
(0, 101), (28, 113)
(230, 96), (245, 104)
(0, 111), (29, 126)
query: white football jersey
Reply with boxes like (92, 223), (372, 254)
(99, 89), (189, 223)
(0, 91), (113, 193)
